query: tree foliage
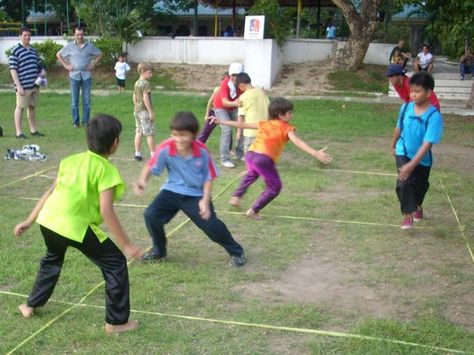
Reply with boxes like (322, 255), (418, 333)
(248, 0), (292, 48)
(415, 0), (474, 58)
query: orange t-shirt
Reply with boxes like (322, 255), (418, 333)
(249, 120), (295, 162)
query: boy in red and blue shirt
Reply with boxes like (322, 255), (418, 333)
(134, 112), (245, 267)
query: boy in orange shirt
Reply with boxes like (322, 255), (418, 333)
(212, 97), (332, 219)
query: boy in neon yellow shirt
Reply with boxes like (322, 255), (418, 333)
(235, 72), (269, 153)
(14, 114), (142, 335)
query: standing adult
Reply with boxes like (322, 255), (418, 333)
(326, 22), (336, 40)
(9, 27), (45, 138)
(389, 40), (411, 68)
(413, 45), (434, 73)
(56, 27), (102, 127)
(459, 49), (474, 80)
(214, 62), (244, 168)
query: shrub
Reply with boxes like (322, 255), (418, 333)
(31, 40), (63, 68)
(91, 36), (122, 67)
(4, 40), (63, 69)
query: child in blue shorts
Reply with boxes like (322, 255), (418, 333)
(134, 112), (245, 267)
(390, 72), (443, 229)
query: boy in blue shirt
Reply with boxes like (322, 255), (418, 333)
(390, 72), (443, 229)
(134, 112), (245, 267)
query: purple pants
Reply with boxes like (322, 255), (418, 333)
(233, 151), (282, 212)
(197, 110), (217, 144)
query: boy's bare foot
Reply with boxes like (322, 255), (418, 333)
(18, 304), (34, 319)
(229, 196), (241, 208)
(246, 208), (261, 220)
(105, 320), (139, 335)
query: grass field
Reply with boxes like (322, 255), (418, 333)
(0, 90), (473, 354)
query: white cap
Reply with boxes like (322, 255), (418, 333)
(228, 62), (244, 75)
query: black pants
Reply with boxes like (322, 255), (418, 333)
(395, 155), (431, 214)
(144, 189), (244, 258)
(27, 225), (130, 325)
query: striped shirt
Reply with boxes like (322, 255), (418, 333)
(147, 139), (219, 197)
(9, 44), (42, 90)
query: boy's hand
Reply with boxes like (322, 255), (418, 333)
(133, 180), (147, 195)
(149, 112), (155, 123)
(123, 242), (142, 260)
(209, 116), (220, 125)
(198, 199), (211, 220)
(314, 147), (333, 164)
(14, 220), (32, 236)
(398, 163), (414, 181)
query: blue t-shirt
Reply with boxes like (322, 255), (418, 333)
(8, 44), (43, 90)
(147, 139), (219, 197)
(395, 102), (443, 167)
(326, 25), (336, 39)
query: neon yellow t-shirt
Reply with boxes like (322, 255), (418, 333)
(36, 151), (124, 243)
(237, 87), (269, 138)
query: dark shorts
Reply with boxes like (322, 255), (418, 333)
(116, 78), (126, 88)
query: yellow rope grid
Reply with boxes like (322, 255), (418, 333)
(4, 168), (473, 353)
(5, 174), (241, 354)
(439, 178), (474, 265)
(0, 166), (56, 190)
(1, 290), (471, 355)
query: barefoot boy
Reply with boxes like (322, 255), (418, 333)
(14, 114), (141, 334)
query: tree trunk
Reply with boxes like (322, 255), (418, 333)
(331, 0), (381, 71)
(466, 81), (474, 109)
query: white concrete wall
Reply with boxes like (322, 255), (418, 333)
(283, 39), (335, 63)
(1, 36), (395, 89)
(126, 36), (246, 65)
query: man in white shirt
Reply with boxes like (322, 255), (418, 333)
(413, 45), (434, 73)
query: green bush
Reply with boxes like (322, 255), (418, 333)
(91, 36), (122, 67)
(31, 39), (63, 68)
(5, 40), (63, 69)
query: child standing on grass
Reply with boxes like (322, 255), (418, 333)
(133, 62), (156, 161)
(235, 72), (269, 153)
(114, 53), (131, 93)
(212, 97), (332, 219)
(390, 72), (443, 229)
(13, 114), (141, 335)
(134, 112), (246, 267)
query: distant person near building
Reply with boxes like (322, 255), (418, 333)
(326, 22), (336, 40)
(460, 49), (474, 80)
(389, 40), (411, 68)
(114, 53), (131, 93)
(413, 45), (434, 73)
(9, 27), (45, 138)
(56, 27), (102, 128)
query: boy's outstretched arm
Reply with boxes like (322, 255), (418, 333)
(210, 116), (258, 130)
(100, 188), (142, 259)
(398, 142), (432, 181)
(14, 181), (56, 236)
(288, 131), (332, 164)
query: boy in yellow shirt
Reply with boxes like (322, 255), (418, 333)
(235, 72), (270, 153)
(14, 114), (141, 334)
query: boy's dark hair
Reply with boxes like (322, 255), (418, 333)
(268, 97), (294, 119)
(170, 112), (199, 135)
(409, 72), (435, 91)
(236, 72), (251, 85)
(87, 114), (122, 155)
(19, 27), (31, 35)
(422, 44), (429, 50)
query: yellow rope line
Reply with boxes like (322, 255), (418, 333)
(6, 173), (242, 354)
(0, 291), (471, 355)
(439, 178), (474, 265)
(0, 166), (55, 190)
